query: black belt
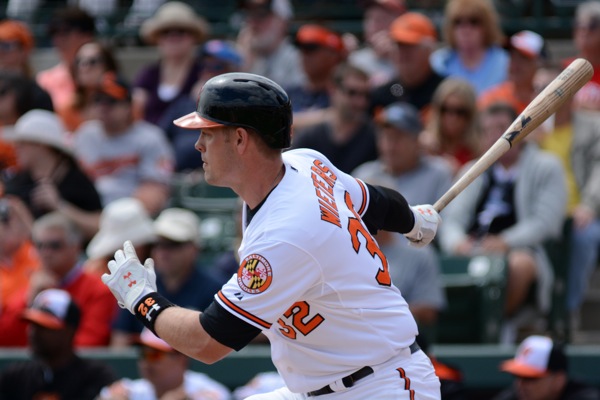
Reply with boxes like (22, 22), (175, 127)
(307, 341), (421, 397)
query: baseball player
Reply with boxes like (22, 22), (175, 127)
(102, 73), (442, 399)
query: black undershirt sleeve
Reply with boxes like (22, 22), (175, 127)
(361, 184), (415, 234)
(200, 300), (262, 351)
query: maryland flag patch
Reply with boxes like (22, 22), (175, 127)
(237, 254), (273, 294)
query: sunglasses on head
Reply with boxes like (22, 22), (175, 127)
(440, 104), (470, 118)
(34, 240), (67, 251)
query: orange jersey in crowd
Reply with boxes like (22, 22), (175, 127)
(0, 267), (118, 347)
(0, 242), (40, 308)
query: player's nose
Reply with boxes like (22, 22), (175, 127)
(194, 132), (205, 153)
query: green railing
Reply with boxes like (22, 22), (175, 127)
(1, 344), (599, 394)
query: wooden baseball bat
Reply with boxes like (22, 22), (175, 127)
(433, 57), (594, 213)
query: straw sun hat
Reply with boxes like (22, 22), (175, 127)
(4, 109), (74, 157)
(140, 1), (210, 44)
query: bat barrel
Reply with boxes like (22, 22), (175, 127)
(502, 58), (594, 146)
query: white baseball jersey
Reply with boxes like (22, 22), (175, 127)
(216, 148), (418, 393)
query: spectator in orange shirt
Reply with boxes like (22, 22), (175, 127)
(478, 30), (548, 114)
(0, 195), (39, 309)
(0, 212), (118, 347)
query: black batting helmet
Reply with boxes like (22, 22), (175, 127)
(174, 72), (292, 149)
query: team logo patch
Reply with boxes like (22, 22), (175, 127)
(237, 254), (273, 294)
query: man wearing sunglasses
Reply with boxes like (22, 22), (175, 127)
(0, 212), (117, 347)
(291, 63), (378, 174)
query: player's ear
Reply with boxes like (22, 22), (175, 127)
(234, 127), (252, 153)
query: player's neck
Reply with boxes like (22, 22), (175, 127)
(240, 162), (285, 210)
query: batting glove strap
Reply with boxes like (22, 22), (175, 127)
(134, 292), (176, 336)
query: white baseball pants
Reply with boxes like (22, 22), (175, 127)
(244, 349), (441, 400)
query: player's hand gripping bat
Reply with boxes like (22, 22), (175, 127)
(433, 58), (594, 213)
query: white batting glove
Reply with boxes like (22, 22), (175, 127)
(404, 204), (442, 248)
(101, 240), (157, 314)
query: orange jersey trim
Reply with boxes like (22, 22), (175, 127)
(397, 368), (416, 400)
(217, 291), (272, 329)
(355, 178), (368, 216)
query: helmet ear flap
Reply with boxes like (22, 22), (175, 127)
(191, 73), (292, 149)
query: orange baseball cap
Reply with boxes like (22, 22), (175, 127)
(390, 12), (437, 45)
(295, 24), (345, 53)
(96, 72), (131, 101)
(0, 20), (34, 51)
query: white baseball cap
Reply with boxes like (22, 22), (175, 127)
(507, 30), (548, 60)
(86, 197), (156, 259)
(154, 207), (201, 245)
(500, 335), (568, 378)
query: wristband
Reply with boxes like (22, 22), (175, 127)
(134, 292), (175, 336)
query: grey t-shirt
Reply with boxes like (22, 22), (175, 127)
(75, 119), (174, 206)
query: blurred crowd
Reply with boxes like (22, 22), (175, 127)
(0, 0), (600, 398)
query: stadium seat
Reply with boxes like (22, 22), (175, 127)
(169, 172), (240, 263)
(546, 218), (573, 341)
(436, 255), (507, 344)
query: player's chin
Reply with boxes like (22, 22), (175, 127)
(203, 169), (218, 185)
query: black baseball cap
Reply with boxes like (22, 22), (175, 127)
(375, 102), (423, 135)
